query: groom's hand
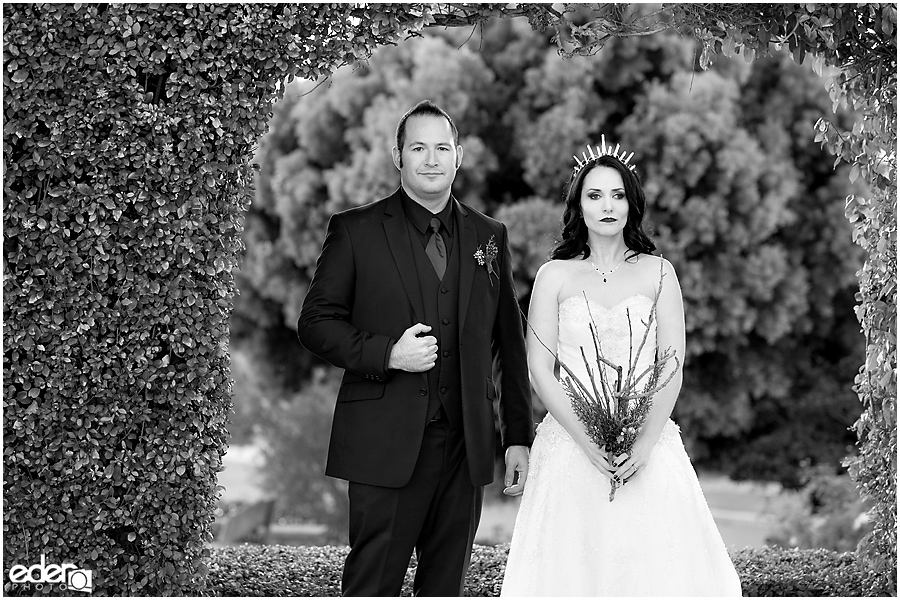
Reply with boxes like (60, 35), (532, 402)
(388, 323), (438, 372)
(503, 445), (530, 496)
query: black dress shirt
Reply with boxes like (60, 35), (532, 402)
(399, 188), (455, 257)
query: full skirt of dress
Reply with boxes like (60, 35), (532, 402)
(500, 415), (743, 597)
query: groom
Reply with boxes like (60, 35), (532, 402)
(297, 100), (534, 596)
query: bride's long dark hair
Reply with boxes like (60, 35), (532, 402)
(550, 155), (656, 261)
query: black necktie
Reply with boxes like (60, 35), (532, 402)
(425, 217), (446, 280)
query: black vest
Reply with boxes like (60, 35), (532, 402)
(407, 214), (462, 429)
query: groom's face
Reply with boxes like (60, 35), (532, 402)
(393, 115), (462, 204)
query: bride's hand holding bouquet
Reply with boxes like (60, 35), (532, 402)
(579, 439), (619, 482)
(612, 432), (653, 485)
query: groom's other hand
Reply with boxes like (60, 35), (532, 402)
(502, 445), (530, 496)
(388, 323), (438, 372)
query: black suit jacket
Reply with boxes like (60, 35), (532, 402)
(297, 188), (534, 488)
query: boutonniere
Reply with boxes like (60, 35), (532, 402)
(474, 235), (499, 286)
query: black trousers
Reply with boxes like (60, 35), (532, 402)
(342, 420), (483, 596)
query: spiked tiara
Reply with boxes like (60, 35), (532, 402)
(572, 134), (636, 174)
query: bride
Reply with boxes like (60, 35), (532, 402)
(500, 142), (742, 596)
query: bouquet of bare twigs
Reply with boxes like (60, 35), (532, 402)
(557, 262), (679, 501)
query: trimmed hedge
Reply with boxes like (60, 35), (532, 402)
(206, 543), (885, 597)
(4, 4), (253, 594)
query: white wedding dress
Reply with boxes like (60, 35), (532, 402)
(501, 295), (742, 596)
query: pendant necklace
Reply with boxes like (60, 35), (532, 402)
(589, 256), (624, 283)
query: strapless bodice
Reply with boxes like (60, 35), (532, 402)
(557, 294), (657, 386)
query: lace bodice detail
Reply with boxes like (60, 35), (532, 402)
(556, 294), (657, 388)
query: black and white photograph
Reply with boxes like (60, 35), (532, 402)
(3, 3), (896, 597)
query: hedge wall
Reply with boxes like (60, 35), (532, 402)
(1, 3), (401, 594)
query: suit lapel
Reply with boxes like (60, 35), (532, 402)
(383, 191), (426, 322)
(457, 200), (477, 330)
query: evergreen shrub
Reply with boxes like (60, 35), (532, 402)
(206, 544), (878, 597)
(2, 3), (335, 594)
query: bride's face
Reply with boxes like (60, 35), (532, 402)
(579, 166), (629, 238)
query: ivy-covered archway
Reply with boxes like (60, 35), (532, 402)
(3, 3), (894, 595)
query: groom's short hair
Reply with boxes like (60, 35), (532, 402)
(396, 100), (459, 151)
